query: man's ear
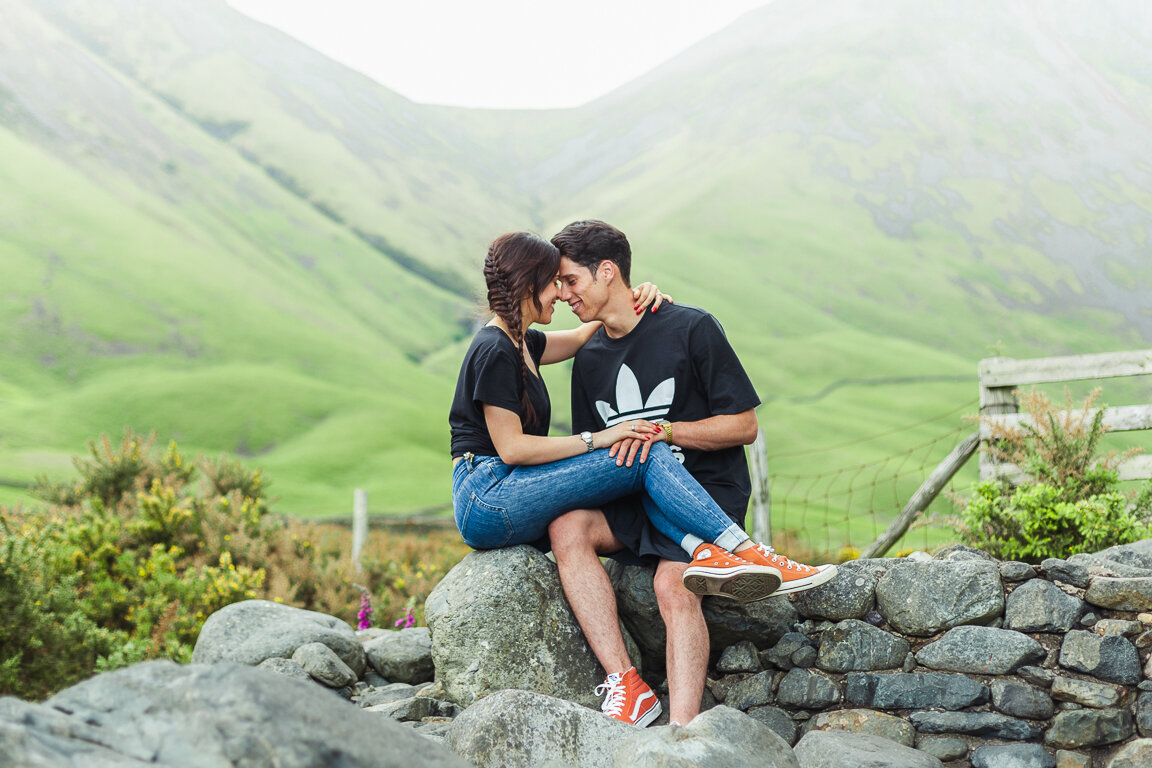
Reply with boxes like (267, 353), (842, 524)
(598, 260), (617, 284)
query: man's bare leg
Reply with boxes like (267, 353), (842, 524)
(653, 558), (708, 725)
(549, 508), (632, 675)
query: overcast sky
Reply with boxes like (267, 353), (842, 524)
(226, 0), (770, 110)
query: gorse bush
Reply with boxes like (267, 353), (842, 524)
(0, 429), (470, 700)
(956, 389), (1152, 562)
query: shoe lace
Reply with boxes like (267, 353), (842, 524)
(595, 673), (626, 717)
(753, 543), (802, 571)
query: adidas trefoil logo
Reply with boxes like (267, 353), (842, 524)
(596, 364), (675, 427)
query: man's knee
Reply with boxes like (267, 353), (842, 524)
(549, 508), (607, 557)
(653, 562), (702, 615)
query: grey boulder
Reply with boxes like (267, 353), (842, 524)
(364, 627), (435, 684)
(622, 705), (801, 768)
(875, 560), (1003, 636)
(792, 560), (878, 621)
(1004, 578), (1087, 633)
(816, 619), (909, 672)
(0, 660), (466, 768)
(915, 625), (1044, 674)
(794, 729), (943, 768)
(426, 546), (617, 708)
(191, 599), (366, 677)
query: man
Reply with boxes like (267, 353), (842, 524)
(548, 220), (834, 727)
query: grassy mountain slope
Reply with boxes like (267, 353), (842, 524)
(0, 1), (474, 512)
(453, 0), (1152, 548)
(3, 0), (1151, 546)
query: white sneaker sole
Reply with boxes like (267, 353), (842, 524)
(681, 564), (782, 602)
(772, 564), (839, 596)
(633, 699), (662, 728)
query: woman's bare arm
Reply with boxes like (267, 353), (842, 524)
(484, 404), (660, 466)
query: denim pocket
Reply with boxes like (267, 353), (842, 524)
(458, 494), (514, 549)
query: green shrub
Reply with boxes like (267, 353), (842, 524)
(956, 389), (1152, 562)
(0, 428), (470, 700)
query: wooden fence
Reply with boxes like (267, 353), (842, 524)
(978, 349), (1152, 482)
(856, 349), (1152, 557)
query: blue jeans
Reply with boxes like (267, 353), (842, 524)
(451, 442), (747, 552)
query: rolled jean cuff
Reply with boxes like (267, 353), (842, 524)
(714, 523), (748, 552)
(680, 533), (704, 554)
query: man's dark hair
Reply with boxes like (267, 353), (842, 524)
(551, 220), (632, 286)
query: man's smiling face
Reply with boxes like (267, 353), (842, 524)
(557, 256), (609, 322)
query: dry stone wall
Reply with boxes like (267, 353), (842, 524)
(9, 541), (1152, 768)
(645, 540), (1152, 767)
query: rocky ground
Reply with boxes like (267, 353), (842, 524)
(7, 541), (1152, 767)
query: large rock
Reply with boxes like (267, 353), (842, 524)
(447, 689), (627, 768)
(792, 560), (878, 621)
(1081, 541), (1152, 572)
(1084, 577), (1152, 612)
(844, 672), (988, 711)
(875, 560), (1003, 636)
(816, 619), (909, 673)
(775, 668), (841, 710)
(363, 627), (435, 684)
(794, 730), (942, 768)
(1044, 708), (1134, 749)
(622, 705), (801, 768)
(1004, 578), (1087, 632)
(908, 711), (1043, 740)
(0, 660), (466, 768)
(1058, 631), (1142, 685)
(426, 546), (621, 708)
(1108, 739), (1152, 768)
(990, 680), (1054, 720)
(724, 671), (776, 710)
(446, 690), (797, 768)
(291, 641), (357, 688)
(192, 599), (366, 677)
(607, 560), (797, 671)
(1050, 676), (1132, 709)
(970, 743), (1054, 768)
(915, 626), (1044, 674)
(802, 708), (915, 746)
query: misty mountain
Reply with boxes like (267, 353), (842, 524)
(2, 0), (1150, 515)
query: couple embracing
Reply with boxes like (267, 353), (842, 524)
(449, 220), (836, 727)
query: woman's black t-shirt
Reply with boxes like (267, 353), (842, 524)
(449, 326), (550, 458)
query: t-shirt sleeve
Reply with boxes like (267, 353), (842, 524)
(570, 357), (598, 433)
(688, 314), (761, 415)
(525, 328), (547, 367)
(469, 342), (524, 415)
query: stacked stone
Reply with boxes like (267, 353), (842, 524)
(10, 543), (1152, 767)
(683, 542), (1152, 767)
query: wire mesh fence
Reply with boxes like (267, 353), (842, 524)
(763, 400), (982, 561)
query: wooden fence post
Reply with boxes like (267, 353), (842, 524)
(352, 489), (368, 573)
(978, 357), (1019, 480)
(748, 429), (771, 546)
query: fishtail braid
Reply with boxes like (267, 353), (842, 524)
(484, 236), (543, 429)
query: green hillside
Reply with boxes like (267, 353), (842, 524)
(3, 0), (1151, 546)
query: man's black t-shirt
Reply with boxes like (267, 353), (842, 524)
(571, 303), (760, 564)
(450, 326), (549, 458)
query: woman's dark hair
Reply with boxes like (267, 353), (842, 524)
(483, 232), (560, 430)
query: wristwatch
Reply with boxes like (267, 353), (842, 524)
(654, 420), (674, 445)
(579, 431), (595, 452)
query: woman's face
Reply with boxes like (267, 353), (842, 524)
(524, 277), (561, 326)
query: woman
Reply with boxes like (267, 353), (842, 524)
(449, 231), (808, 603)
